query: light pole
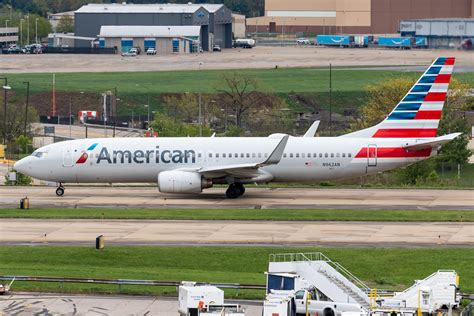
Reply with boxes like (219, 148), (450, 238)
(144, 104), (150, 128)
(27, 14), (30, 45)
(23, 81), (30, 136)
(198, 61), (203, 136)
(20, 19), (24, 46)
(5, 20), (9, 29)
(35, 18), (39, 44)
(1, 78), (12, 144)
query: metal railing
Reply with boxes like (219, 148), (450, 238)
(0, 276), (265, 292)
(269, 252), (370, 291)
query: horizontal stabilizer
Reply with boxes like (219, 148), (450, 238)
(403, 133), (461, 150)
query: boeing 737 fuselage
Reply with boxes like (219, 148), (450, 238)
(14, 57), (461, 198)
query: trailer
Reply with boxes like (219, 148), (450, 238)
(178, 282), (224, 316)
(377, 37), (414, 49)
(414, 36), (428, 48)
(233, 38), (255, 48)
(354, 36), (369, 48)
(316, 35), (354, 47)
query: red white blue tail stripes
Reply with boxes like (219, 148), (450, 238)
(373, 57), (455, 138)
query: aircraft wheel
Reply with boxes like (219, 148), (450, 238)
(235, 183), (245, 196)
(56, 186), (65, 197)
(225, 184), (240, 199)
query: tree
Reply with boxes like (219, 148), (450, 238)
(0, 94), (38, 144)
(150, 112), (212, 137)
(56, 14), (73, 33)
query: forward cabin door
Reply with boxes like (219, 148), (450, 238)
(62, 147), (74, 167)
(367, 144), (377, 167)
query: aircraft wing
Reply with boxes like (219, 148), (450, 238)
(403, 133), (462, 150)
(196, 135), (289, 179)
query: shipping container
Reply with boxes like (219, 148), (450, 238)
(316, 35), (354, 47)
(378, 37), (414, 48)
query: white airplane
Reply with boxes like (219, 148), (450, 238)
(15, 57), (461, 198)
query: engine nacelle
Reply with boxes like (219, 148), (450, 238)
(158, 170), (212, 194)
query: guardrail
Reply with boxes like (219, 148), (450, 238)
(0, 276), (265, 292)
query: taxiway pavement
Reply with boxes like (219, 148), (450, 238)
(1, 186), (473, 210)
(1, 218), (472, 247)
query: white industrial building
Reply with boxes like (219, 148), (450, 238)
(0, 27), (18, 48)
(98, 25), (201, 54)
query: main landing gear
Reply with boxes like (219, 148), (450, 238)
(225, 183), (245, 199)
(56, 183), (65, 197)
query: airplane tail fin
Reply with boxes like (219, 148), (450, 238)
(341, 57), (455, 138)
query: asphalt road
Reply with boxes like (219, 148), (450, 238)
(1, 218), (472, 247)
(1, 186), (473, 210)
(0, 293), (262, 316)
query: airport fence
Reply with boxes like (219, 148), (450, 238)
(0, 275), (266, 294)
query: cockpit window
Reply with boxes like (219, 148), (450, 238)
(31, 151), (46, 158)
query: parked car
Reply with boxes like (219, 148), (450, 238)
(297, 38), (310, 45)
(146, 48), (157, 55)
(213, 45), (221, 52)
(121, 49), (137, 57)
(131, 47), (141, 55)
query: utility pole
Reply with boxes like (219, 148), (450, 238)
(27, 14), (30, 45)
(329, 63), (332, 136)
(23, 81), (30, 136)
(1, 77), (11, 145)
(69, 96), (72, 138)
(35, 18), (39, 44)
(198, 62), (203, 137)
(20, 19), (23, 46)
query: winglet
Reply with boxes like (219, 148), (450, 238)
(303, 121), (320, 137)
(261, 135), (289, 165)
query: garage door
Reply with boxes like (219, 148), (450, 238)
(121, 38), (133, 53)
(144, 38), (156, 50)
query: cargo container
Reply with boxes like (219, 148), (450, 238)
(377, 37), (414, 49)
(316, 35), (354, 47)
(414, 36), (428, 48)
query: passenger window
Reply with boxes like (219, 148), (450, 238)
(290, 153), (293, 158)
(342, 153), (346, 158)
(331, 153), (334, 158)
(234, 153), (238, 158)
(283, 153), (287, 158)
(296, 153), (300, 158)
(246, 153), (250, 158)
(336, 153), (340, 158)
(348, 153), (352, 158)
(302, 153), (305, 158)
(216, 153), (219, 158)
(229, 153), (232, 158)
(240, 153), (244, 158)
(319, 153), (322, 158)
(258, 153), (262, 158)
(325, 153), (328, 158)
(198, 153), (202, 158)
(252, 153), (256, 158)
(264, 153), (268, 158)
(209, 153), (213, 158)
(308, 153), (311, 158)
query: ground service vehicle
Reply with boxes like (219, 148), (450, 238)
(234, 38), (255, 48)
(146, 48), (157, 55)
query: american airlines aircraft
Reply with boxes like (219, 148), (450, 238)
(14, 57), (461, 198)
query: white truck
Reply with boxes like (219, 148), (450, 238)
(233, 38), (256, 48)
(178, 282), (224, 316)
(264, 288), (367, 316)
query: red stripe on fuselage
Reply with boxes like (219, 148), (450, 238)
(414, 110), (442, 120)
(424, 92), (446, 102)
(355, 147), (432, 158)
(434, 74), (451, 84)
(373, 129), (437, 138)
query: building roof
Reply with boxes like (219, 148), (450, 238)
(99, 25), (201, 38)
(76, 3), (224, 14)
(401, 18), (474, 22)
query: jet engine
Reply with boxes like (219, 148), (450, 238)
(158, 171), (212, 193)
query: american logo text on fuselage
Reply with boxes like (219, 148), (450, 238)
(96, 146), (196, 164)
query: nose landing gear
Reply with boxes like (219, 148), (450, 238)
(56, 183), (65, 197)
(225, 183), (245, 199)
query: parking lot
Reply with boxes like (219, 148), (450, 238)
(1, 46), (473, 73)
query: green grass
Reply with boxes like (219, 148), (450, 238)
(5, 68), (473, 95)
(0, 208), (472, 221)
(0, 246), (472, 297)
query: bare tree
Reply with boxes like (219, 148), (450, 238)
(218, 72), (270, 128)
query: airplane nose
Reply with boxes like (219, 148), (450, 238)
(14, 157), (28, 174)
